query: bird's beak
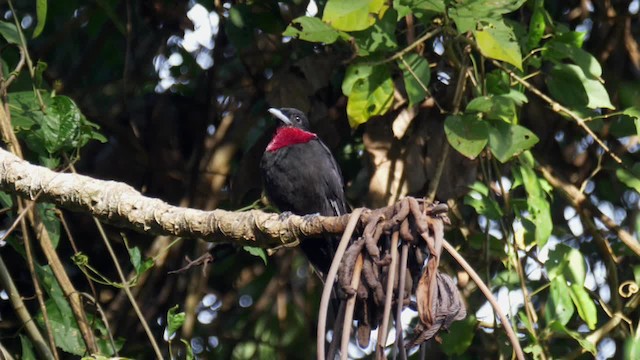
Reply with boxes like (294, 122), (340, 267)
(268, 108), (292, 125)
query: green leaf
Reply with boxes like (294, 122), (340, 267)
(546, 64), (614, 110)
(353, 9), (398, 56)
(622, 107), (640, 135)
(283, 17), (343, 44)
(33, 0), (47, 38)
(548, 321), (596, 355)
(545, 244), (587, 286)
(0, 21), (20, 44)
(128, 246), (154, 275)
(36, 203), (60, 248)
(440, 315), (476, 355)
(37, 298), (86, 355)
(526, 0), (546, 51)
(342, 63), (373, 96)
(181, 338), (195, 360)
(488, 122), (539, 162)
(474, 20), (523, 70)
(543, 41), (602, 79)
(398, 54), (430, 106)
(20, 334), (37, 360)
(0, 191), (13, 208)
(243, 246), (268, 265)
(322, 0), (389, 31)
(625, 337), (640, 360)
(394, 0), (445, 18)
(568, 284), (597, 330)
(546, 276), (574, 326)
(518, 162), (552, 247)
(467, 93), (526, 122)
(167, 305), (186, 339)
(616, 163), (640, 192)
(345, 65), (394, 127)
(444, 114), (489, 159)
(464, 182), (503, 219)
(449, 0), (526, 33)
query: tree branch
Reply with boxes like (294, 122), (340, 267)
(0, 147), (351, 246)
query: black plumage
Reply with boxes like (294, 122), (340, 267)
(261, 108), (348, 275)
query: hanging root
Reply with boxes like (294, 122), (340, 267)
(318, 198), (466, 359)
(317, 197), (525, 360)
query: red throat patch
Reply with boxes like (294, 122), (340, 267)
(266, 127), (317, 152)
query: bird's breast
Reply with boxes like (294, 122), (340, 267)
(266, 127), (317, 152)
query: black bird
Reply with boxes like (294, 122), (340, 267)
(261, 107), (348, 276)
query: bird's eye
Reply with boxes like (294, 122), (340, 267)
(295, 116), (301, 122)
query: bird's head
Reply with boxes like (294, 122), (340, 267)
(268, 108), (310, 131)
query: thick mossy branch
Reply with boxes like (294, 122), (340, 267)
(0, 148), (350, 247)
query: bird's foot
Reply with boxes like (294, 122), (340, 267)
(302, 213), (320, 221)
(277, 211), (294, 221)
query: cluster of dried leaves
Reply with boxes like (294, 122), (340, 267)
(326, 197), (466, 358)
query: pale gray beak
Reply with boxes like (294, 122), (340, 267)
(268, 108), (292, 125)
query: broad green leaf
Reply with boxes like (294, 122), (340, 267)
(0, 191), (13, 207)
(623, 107), (640, 135)
(488, 122), (539, 162)
(486, 70), (510, 95)
(394, 0), (445, 18)
(464, 191), (503, 220)
(167, 305), (186, 338)
(625, 337), (640, 360)
(543, 40), (602, 78)
(466, 96), (494, 113)
(545, 244), (587, 286)
(467, 94), (525, 122)
(474, 20), (523, 70)
(546, 276), (574, 326)
(345, 66), (394, 127)
(342, 63), (373, 96)
(283, 17), (343, 44)
(33, 0), (47, 38)
(547, 64), (614, 109)
(243, 246), (268, 265)
(20, 335), (36, 360)
(449, 0), (527, 33)
(0, 21), (20, 44)
(616, 163), (640, 193)
(568, 284), (597, 330)
(548, 321), (597, 355)
(398, 54), (430, 106)
(353, 9), (398, 56)
(36, 203), (60, 248)
(37, 298), (85, 355)
(440, 315), (476, 355)
(128, 246), (154, 275)
(526, 0), (546, 51)
(444, 115), (489, 159)
(518, 163), (552, 247)
(322, 0), (389, 31)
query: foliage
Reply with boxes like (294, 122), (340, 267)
(0, 0), (638, 359)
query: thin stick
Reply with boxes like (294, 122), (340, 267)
(394, 243), (409, 360)
(442, 239), (525, 360)
(317, 208), (364, 360)
(376, 232), (400, 359)
(340, 254), (364, 360)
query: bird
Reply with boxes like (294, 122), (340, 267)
(260, 107), (348, 276)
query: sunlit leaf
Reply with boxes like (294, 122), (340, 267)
(322, 0), (389, 31)
(616, 163), (640, 193)
(243, 246), (268, 265)
(345, 66), (394, 127)
(546, 276), (574, 326)
(449, 0), (527, 33)
(283, 16), (344, 44)
(545, 244), (587, 286)
(353, 9), (398, 56)
(568, 284), (597, 330)
(474, 20), (523, 70)
(33, 0), (47, 38)
(167, 305), (186, 338)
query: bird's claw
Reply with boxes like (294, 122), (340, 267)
(278, 211), (294, 221)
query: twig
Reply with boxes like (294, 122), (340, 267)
(317, 208), (364, 360)
(369, 28), (442, 66)
(442, 239), (525, 360)
(492, 60), (622, 164)
(340, 254), (363, 360)
(394, 243), (409, 360)
(376, 232), (400, 359)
